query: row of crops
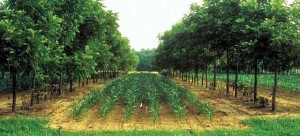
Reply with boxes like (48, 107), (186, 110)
(206, 73), (300, 92)
(71, 73), (212, 122)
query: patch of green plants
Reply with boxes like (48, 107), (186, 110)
(71, 89), (105, 118)
(207, 73), (300, 92)
(201, 118), (300, 136)
(71, 73), (213, 122)
(1, 116), (300, 136)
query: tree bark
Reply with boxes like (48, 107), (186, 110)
(254, 59), (258, 103)
(32, 71), (36, 90)
(226, 46), (230, 95)
(213, 63), (217, 89)
(272, 67), (278, 112)
(188, 71), (191, 82)
(68, 69), (73, 92)
(192, 71), (194, 83)
(12, 68), (17, 112)
(201, 70), (204, 86)
(234, 63), (239, 98)
(206, 66), (208, 88)
(69, 76), (73, 92)
(58, 74), (63, 96)
(185, 72), (188, 82)
(195, 68), (199, 85)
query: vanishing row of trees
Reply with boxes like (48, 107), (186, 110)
(154, 0), (300, 111)
(135, 49), (156, 71)
(0, 0), (138, 112)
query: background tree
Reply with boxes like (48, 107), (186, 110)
(136, 49), (155, 71)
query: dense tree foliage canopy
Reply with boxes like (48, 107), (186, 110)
(154, 0), (300, 111)
(136, 49), (155, 71)
(0, 0), (138, 112)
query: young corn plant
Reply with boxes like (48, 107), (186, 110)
(124, 86), (138, 121)
(71, 73), (213, 121)
(162, 88), (185, 119)
(183, 89), (213, 119)
(71, 89), (105, 118)
(147, 86), (160, 123)
(100, 86), (122, 119)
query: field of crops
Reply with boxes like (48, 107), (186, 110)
(207, 73), (300, 92)
(71, 73), (212, 122)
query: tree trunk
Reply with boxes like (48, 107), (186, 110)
(195, 68), (199, 85)
(181, 72), (183, 81)
(253, 59), (258, 103)
(186, 72), (188, 82)
(68, 70), (73, 92)
(191, 71), (194, 83)
(226, 46), (230, 95)
(58, 74), (63, 96)
(188, 72), (191, 82)
(201, 70), (204, 86)
(69, 77), (73, 92)
(206, 66), (208, 88)
(32, 71), (36, 90)
(82, 80), (85, 87)
(93, 74), (96, 83)
(213, 63), (217, 89)
(78, 78), (81, 87)
(234, 63), (239, 98)
(12, 68), (17, 112)
(272, 67), (278, 112)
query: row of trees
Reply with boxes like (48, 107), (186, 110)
(0, 0), (138, 112)
(135, 49), (155, 71)
(154, 0), (300, 111)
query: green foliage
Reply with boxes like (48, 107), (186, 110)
(136, 49), (155, 71)
(0, 116), (59, 136)
(1, 116), (300, 136)
(201, 118), (300, 136)
(0, 0), (138, 97)
(207, 73), (300, 92)
(162, 87), (185, 119)
(154, 0), (300, 111)
(182, 88), (213, 119)
(71, 89), (105, 118)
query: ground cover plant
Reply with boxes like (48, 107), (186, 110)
(206, 73), (300, 92)
(71, 73), (213, 122)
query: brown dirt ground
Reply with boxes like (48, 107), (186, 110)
(0, 79), (299, 132)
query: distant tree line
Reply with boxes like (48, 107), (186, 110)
(135, 49), (155, 71)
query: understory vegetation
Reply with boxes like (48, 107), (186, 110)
(206, 73), (300, 92)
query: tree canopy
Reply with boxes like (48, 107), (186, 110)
(154, 0), (300, 111)
(0, 0), (138, 112)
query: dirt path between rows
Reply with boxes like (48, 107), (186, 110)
(0, 79), (299, 131)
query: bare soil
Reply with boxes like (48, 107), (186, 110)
(0, 79), (299, 131)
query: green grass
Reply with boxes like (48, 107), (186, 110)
(206, 73), (300, 92)
(201, 118), (300, 136)
(1, 116), (300, 136)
